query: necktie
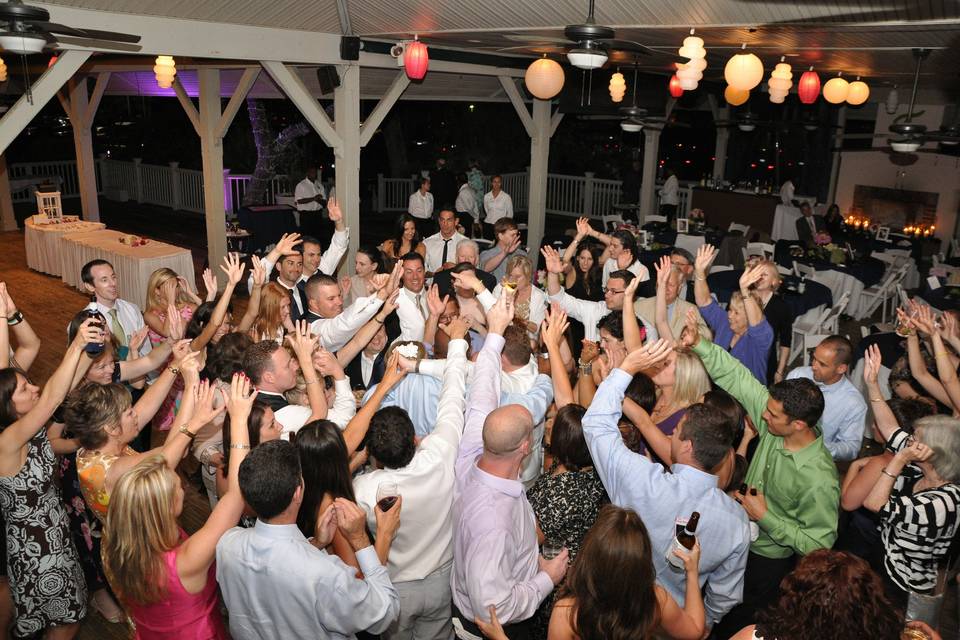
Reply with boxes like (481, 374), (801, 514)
(415, 293), (426, 320)
(809, 217), (816, 236)
(441, 238), (450, 265)
(108, 309), (127, 346)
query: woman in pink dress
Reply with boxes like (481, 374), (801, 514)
(102, 374), (254, 639)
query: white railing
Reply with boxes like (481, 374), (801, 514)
(225, 173), (292, 214)
(8, 160), (84, 202)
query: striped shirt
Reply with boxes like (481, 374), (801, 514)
(881, 429), (960, 594)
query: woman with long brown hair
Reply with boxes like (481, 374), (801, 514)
(250, 282), (295, 343)
(101, 374), (254, 638)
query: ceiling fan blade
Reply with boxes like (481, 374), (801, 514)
(495, 45), (564, 53)
(501, 33), (570, 45)
(597, 39), (653, 56)
(35, 22), (141, 44)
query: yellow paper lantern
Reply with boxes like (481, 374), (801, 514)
(0, 57), (6, 83)
(724, 45), (764, 92)
(846, 78), (870, 106)
(823, 74), (850, 104)
(154, 55), (176, 89)
(724, 85), (749, 106)
(524, 57), (565, 100)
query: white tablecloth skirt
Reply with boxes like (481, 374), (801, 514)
(60, 229), (196, 308)
(23, 216), (106, 276)
(811, 269), (869, 319)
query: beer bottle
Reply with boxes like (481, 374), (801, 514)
(666, 511), (700, 570)
(83, 296), (106, 356)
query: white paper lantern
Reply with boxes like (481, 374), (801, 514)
(885, 87), (899, 115)
(154, 55), (176, 89)
(846, 77), (870, 106)
(766, 59), (792, 104)
(524, 57), (565, 100)
(675, 28), (707, 92)
(823, 73), (850, 104)
(724, 45), (764, 92)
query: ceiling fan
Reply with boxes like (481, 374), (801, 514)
(0, 0), (140, 54)
(888, 48), (960, 152)
(498, 0), (654, 69)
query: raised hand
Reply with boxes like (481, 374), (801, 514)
(327, 197), (343, 224)
(165, 303), (184, 341)
(312, 348), (341, 377)
(654, 255), (673, 290)
(202, 268), (218, 298)
(451, 270), (482, 294)
(541, 305), (570, 350)
(178, 349), (202, 383)
(379, 289), (400, 317)
(440, 314), (471, 340)
(540, 246), (564, 275)
(171, 341), (197, 371)
(73, 317), (103, 349)
(380, 351), (408, 392)
(426, 284), (448, 317)
(276, 232), (302, 256)
(220, 252), (246, 286)
(623, 272), (641, 301)
(225, 373), (256, 417)
(620, 338), (672, 375)
(739, 264), (764, 293)
(486, 293), (515, 336)
(128, 326), (150, 353)
(285, 320), (319, 358)
(251, 255), (267, 287)
(189, 379), (225, 426)
(370, 273), (391, 293)
(575, 216), (592, 240)
(913, 303), (936, 336)
(678, 308), (701, 349)
(863, 343), (882, 387)
(694, 244), (718, 276)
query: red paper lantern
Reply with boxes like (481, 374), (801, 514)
(48, 55), (58, 68)
(404, 39), (429, 81)
(798, 69), (821, 105)
(668, 74), (683, 98)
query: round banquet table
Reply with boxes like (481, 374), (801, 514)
(59, 229), (196, 308)
(23, 215), (106, 276)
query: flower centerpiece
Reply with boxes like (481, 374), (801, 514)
(688, 208), (706, 233)
(806, 231), (834, 262)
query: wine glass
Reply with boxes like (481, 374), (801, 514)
(376, 481), (399, 512)
(542, 539), (563, 560)
(895, 308), (916, 338)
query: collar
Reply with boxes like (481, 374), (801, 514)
(257, 389), (285, 398)
(814, 373), (846, 391)
(253, 520), (308, 542)
(474, 463), (524, 497)
(276, 279), (297, 291)
(670, 463), (720, 489)
(774, 433), (828, 468)
(402, 286), (424, 297)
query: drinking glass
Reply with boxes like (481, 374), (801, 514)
(896, 309), (916, 337)
(376, 481), (399, 512)
(542, 539), (563, 560)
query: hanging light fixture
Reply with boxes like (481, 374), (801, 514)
(668, 74), (683, 98)
(797, 67), (820, 104)
(154, 55), (176, 89)
(724, 85), (749, 106)
(676, 28), (707, 91)
(767, 57), (792, 104)
(524, 56), (565, 100)
(823, 72), (849, 104)
(608, 70), (626, 103)
(0, 57), (6, 83)
(567, 41), (607, 70)
(846, 76), (870, 105)
(404, 37), (429, 80)
(885, 86), (899, 114)
(621, 121), (642, 132)
(724, 43), (764, 92)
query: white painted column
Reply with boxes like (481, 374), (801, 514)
(639, 128), (661, 221)
(198, 68), (228, 271)
(65, 78), (100, 222)
(526, 98), (552, 255)
(0, 155), (15, 231)
(335, 65), (361, 272)
(713, 127), (730, 182)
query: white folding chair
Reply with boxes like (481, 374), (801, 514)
(711, 264), (735, 273)
(789, 305), (830, 364)
(474, 238), (494, 251)
(858, 264), (909, 323)
(728, 222), (750, 236)
(746, 242), (775, 259)
(951, 238), (960, 259)
(601, 214), (624, 232)
(819, 291), (851, 334)
(793, 261), (817, 279)
(645, 214), (668, 225)
(802, 334), (832, 366)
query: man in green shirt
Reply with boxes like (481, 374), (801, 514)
(680, 311), (840, 637)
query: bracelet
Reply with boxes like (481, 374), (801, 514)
(229, 443), (252, 450)
(304, 379), (320, 385)
(7, 311), (23, 326)
(178, 425), (197, 441)
(881, 468), (898, 480)
(168, 366), (181, 376)
(374, 316), (384, 324)
(870, 397), (884, 402)
(695, 275), (706, 281)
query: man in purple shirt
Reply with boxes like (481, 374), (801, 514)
(451, 294), (568, 638)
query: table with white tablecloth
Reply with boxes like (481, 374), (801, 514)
(23, 215), (106, 276)
(59, 229), (196, 308)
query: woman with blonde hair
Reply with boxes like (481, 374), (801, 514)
(493, 254), (547, 340)
(250, 282), (294, 343)
(143, 267), (201, 343)
(102, 374), (254, 638)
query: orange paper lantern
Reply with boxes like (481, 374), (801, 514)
(798, 68), (820, 104)
(404, 39), (429, 80)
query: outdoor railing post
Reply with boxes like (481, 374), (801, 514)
(377, 173), (384, 213)
(583, 171), (595, 218)
(223, 169), (233, 216)
(132, 158), (144, 203)
(169, 162), (181, 211)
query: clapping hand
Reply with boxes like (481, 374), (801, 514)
(220, 252), (246, 287)
(540, 246), (564, 275)
(694, 244), (718, 277)
(541, 305), (570, 351)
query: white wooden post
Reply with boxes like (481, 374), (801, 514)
(64, 74), (107, 222)
(526, 99), (552, 254)
(169, 161), (181, 210)
(377, 173), (385, 213)
(132, 158), (144, 203)
(335, 64), (361, 274)
(714, 128), (730, 182)
(640, 129), (661, 221)
(198, 68), (228, 271)
(583, 171), (595, 218)
(0, 155), (15, 230)
(222, 169), (233, 215)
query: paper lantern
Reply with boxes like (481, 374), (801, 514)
(608, 71), (626, 102)
(524, 57), (565, 100)
(676, 29), (707, 91)
(668, 74), (683, 98)
(885, 87), (899, 114)
(153, 55), (176, 89)
(846, 77), (870, 106)
(724, 45), (764, 91)
(404, 38), (429, 80)
(798, 68), (820, 104)
(767, 58), (793, 104)
(823, 74), (849, 104)
(47, 55), (57, 68)
(724, 85), (749, 106)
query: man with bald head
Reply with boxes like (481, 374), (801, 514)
(451, 294), (568, 639)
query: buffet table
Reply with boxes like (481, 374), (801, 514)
(24, 215), (106, 276)
(690, 188), (781, 236)
(59, 229), (195, 307)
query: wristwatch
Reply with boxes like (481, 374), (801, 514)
(6, 311), (23, 326)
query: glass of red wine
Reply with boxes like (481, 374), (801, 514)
(376, 481), (399, 512)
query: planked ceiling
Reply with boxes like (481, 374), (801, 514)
(37, 0), (960, 90)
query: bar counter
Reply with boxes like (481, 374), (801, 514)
(690, 187), (781, 235)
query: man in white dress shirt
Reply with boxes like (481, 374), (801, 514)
(80, 259), (151, 360)
(353, 316), (471, 639)
(455, 173), (478, 235)
(394, 253), (430, 342)
(658, 166), (679, 222)
(217, 440), (400, 640)
(294, 165), (327, 240)
(408, 177), (434, 238)
(780, 177), (796, 206)
(423, 208), (466, 276)
(482, 175), (513, 239)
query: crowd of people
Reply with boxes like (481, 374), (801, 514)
(1, 195), (958, 640)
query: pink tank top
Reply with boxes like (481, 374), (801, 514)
(130, 540), (227, 640)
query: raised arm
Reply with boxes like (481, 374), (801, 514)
(177, 375), (254, 586)
(482, 236), (521, 274)
(653, 255), (675, 343)
(863, 344), (901, 442)
(541, 246), (566, 297)
(425, 316), (471, 452)
(0, 319), (97, 467)
(622, 397), (673, 464)
(286, 320), (325, 421)
(900, 307), (954, 409)
(561, 218), (591, 287)
(864, 434), (929, 512)
(190, 254), (246, 352)
(423, 284), (448, 350)
(318, 198), (349, 276)
(236, 256), (266, 334)
(0, 284), (41, 372)
(341, 352), (407, 455)
(128, 341), (191, 428)
(693, 245), (717, 308)
(542, 306), (574, 409)
(622, 276), (644, 352)
(922, 305), (960, 412)
(247, 232), (301, 294)
(335, 292), (398, 367)
(739, 266), (766, 327)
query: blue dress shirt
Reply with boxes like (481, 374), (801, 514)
(786, 366), (867, 461)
